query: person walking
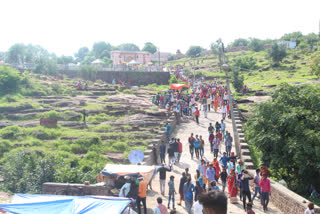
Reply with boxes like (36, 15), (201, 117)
(173, 139), (179, 164)
(178, 172), (187, 206)
(203, 103), (208, 118)
(206, 164), (216, 189)
(252, 169), (262, 205)
(241, 170), (253, 211)
(195, 107), (200, 124)
(228, 169), (238, 204)
(220, 167), (228, 192)
(136, 177), (147, 214)
(208, 123), (214, 134)
(168, 176), (176, 210)
(259, 173), (271, 212)
(220, 120), (226, 140)
(159, 141), (166, 164)
(167, 146), (175, 167)
(194, 135), (200, 159)
(188, 133), (195, 159)
(165, 122), (171, 141)
(198, 159), (206, 177)
(208, 131), (214, 153)
(194, 181), (204, 201)
(225, 133), (233, 157)
(158, 164), (171, 195)
(152, 143), (158, 165)
(212, 137), (220, 159)
(154, 197), (169, 214)
(177, 138), (182, 163)
(183, 178), (195, 214)
(199, 135), (204, 158)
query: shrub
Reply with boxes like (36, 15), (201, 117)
(232, 56), (257, 71)
(0, 66), (23, 95)
(111, 142), (127, 151)
(169, 75), (178, 84)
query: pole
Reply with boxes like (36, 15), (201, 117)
(158, 48), (160, 72)
(222, 44), (240, 157)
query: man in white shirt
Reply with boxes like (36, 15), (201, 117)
(119, 176), (131, 197)
(193, 200), (203, 214)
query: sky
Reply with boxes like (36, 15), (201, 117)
(1, 0), (319, 56)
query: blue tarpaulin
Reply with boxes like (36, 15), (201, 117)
(0, 194), (132, 214)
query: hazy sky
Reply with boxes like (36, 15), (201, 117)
(1, 0), (319, 56)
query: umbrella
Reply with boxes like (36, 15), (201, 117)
(148, 62), (153, 65)
(128, 60), (140, 65)
(128, 150), (144, 164)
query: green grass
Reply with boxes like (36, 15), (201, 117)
(142, 84), (170, 91)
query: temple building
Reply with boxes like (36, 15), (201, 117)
(111, 51), (151, 65)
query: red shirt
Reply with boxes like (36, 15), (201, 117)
(178, 141), (183, 152)
(195, 110), (200, 116)
(209, 134), (215, 143)
(217, 133), (222, 141)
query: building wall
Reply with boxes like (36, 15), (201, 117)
(111, 51), (152, 65)
(150, 52), (171, 62)
(42, 183), (110, 196)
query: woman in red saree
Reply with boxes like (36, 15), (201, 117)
(212, 158), (220, 181)
(228, 168), (238, 203)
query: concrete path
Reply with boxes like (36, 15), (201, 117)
(146, 108), (281, 214)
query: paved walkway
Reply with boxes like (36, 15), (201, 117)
(146, 108), (281, 214)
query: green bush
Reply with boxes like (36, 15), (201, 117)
(169, 75), (178, 84)
(0, 66), (23, 95)
(111, 142), (127, 151)
(232, 56), (257, 71)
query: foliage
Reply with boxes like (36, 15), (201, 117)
(57, 55), (74, 65)
(0, 66), (24, 95)
(298, 42), (309, 50)
(232, 56), (257, 71)
(33, 57), (58, 75)
(211, 39), (224, 70)
(267, 43), (287, 66)
(186, 46), (203, 57)
(169, 75), (178, 84)
(231, 69), (244, 91)
(245, 84), (320, 193)
(118, 43), (140, 51)
(248, 38), (264, 52)
(92, 41), (112, 59)
(281, 31), (304, 46)
(304, 33), (319, 51)
(142, 42), (157, 54)
(230, 38), (249, 47)
(74, 47), (89, 62)
(310, 52), (320, 78)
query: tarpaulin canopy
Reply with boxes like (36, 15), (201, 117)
(170, 84), (190, 90)
(97, 164), (156, 184)
(0, 194), (132, 214)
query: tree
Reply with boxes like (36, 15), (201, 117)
(186, 46), (203, 57)
(57, 55), (74, 65)
(33, 57), (58, 75)
(92, 42), (111, 58)
(267, 43), (287, 66)
(310, 52), (320, 78)
(281, 31), (304, 46)
(245, 84), (320, 193)
(232, 69), (244, 91)
(211, 39), (224, 71)
(142, 42), (157, 54)
(248, 38), (264, 52)
(304, 33), (318, 51)
(118, 43), (140, 51)
(0, 66), (23, 94)
(74, 47), (89, 62)
(230, 38), (249, 47)
(232, 56), (257, 71)
(7, 43), (25, 64)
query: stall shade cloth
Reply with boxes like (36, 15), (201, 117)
(0, 194), (131, 214)
(98, 164), (156, 184)
(170, 84), (190, 90)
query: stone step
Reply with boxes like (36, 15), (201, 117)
(240, 143), (249, 149)
(241, 149), (250, 156)
(242, 155), (253, 163)
(235, 120), (242, 125)
(239, 137), (246, 143)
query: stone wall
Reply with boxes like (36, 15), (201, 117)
(42, 182), (110, 196)
(234, 107), (320, 214)
(61, 70), (170, 85)
(142, 115), (178, 165)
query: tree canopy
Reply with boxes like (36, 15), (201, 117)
(245, 83), (320, 193)
(230, 38), (249, 47)
(92, 42), (111, 59)
(186, 46), (203, 57)
(118, 43), (140, 51)
(281, 31), (304, 46)
(248, 38), (264, 52)
(267, 43), (287, 66)
(142, 42), (157, 54)
(74, 47), (89, 62)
